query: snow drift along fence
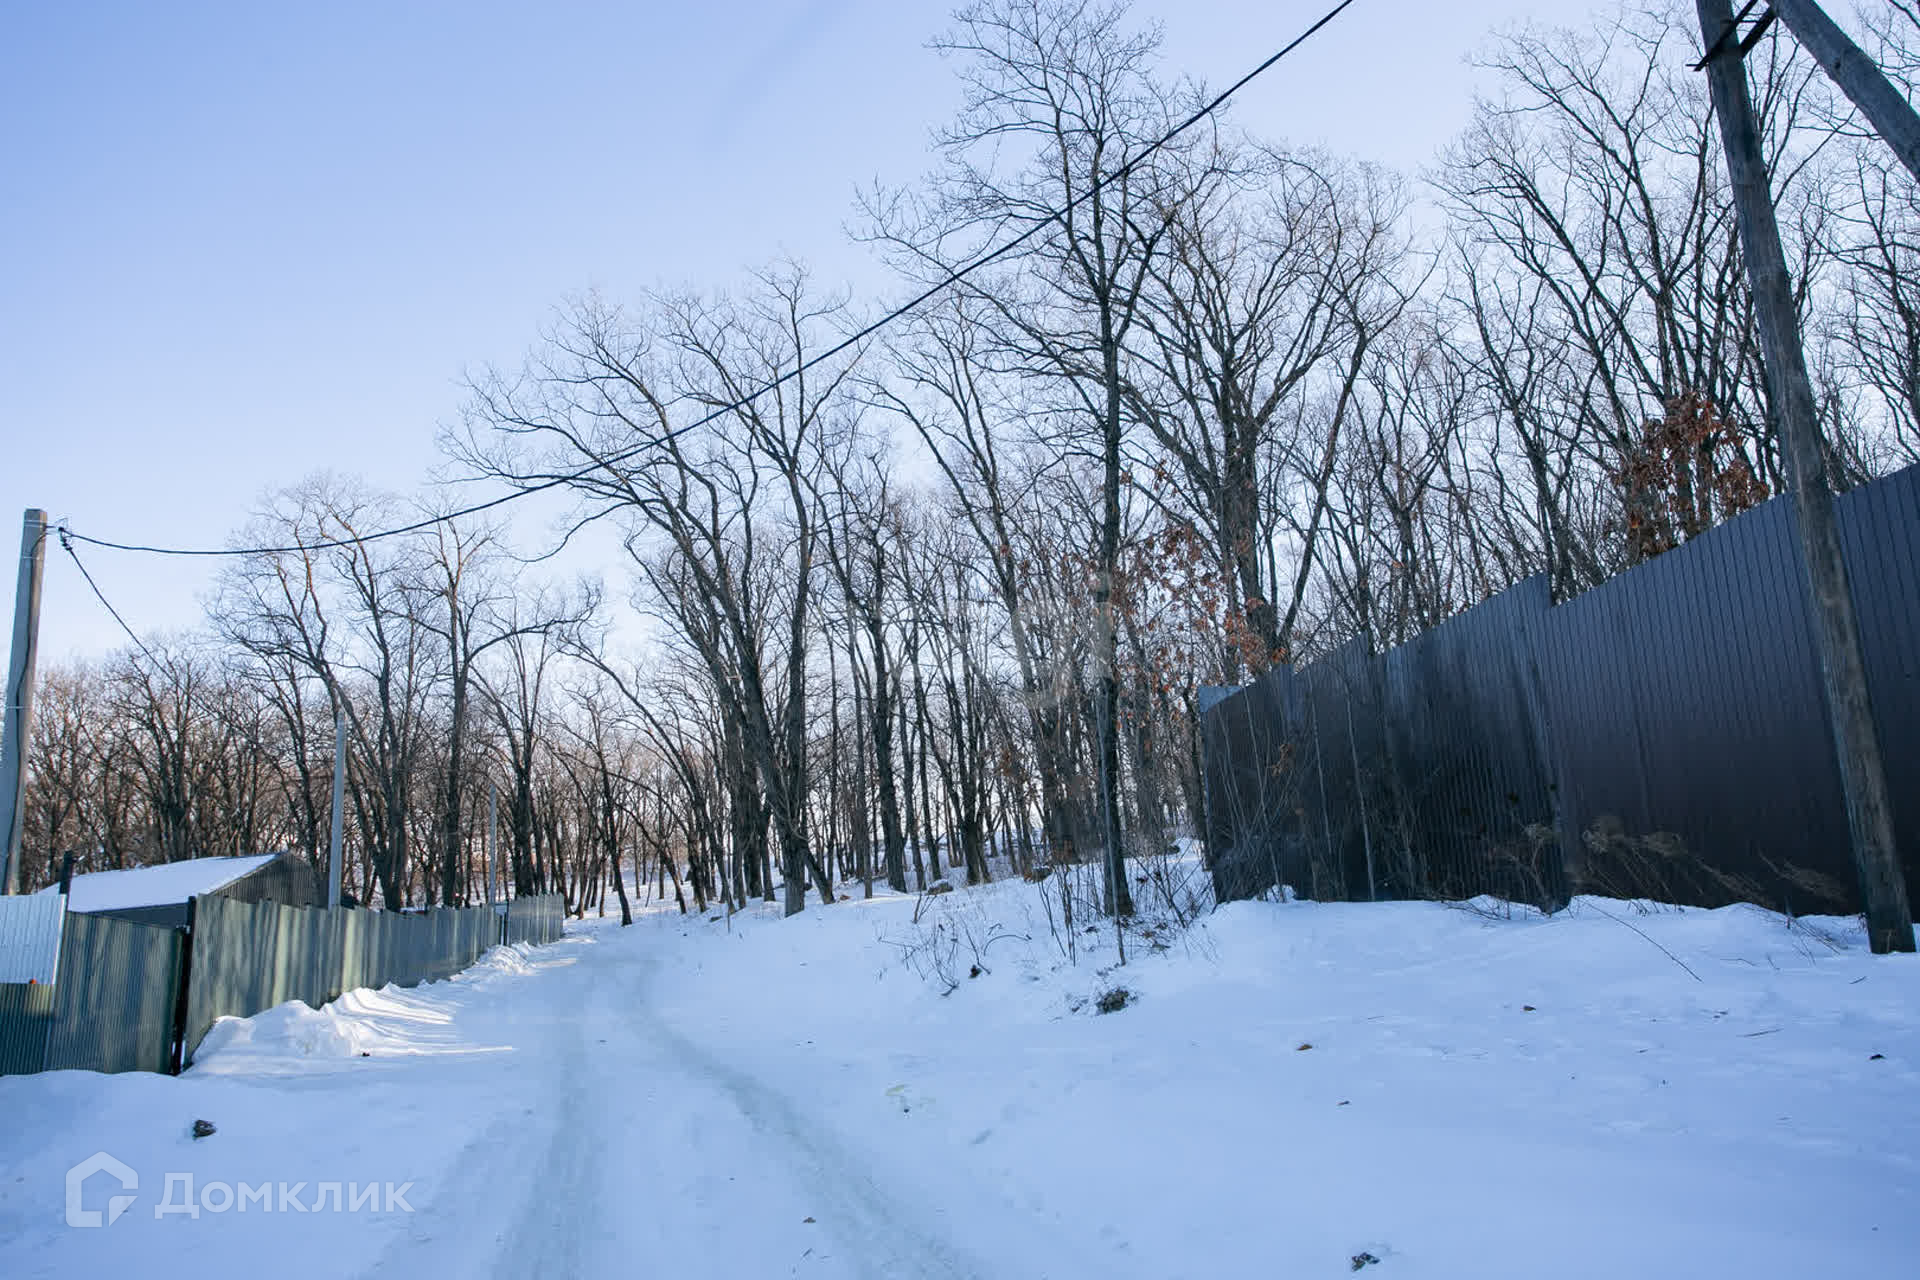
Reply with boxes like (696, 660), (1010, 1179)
(0, 892), (565, 1076)
(1203, 459), (1920, 915)
(0, 913), (185, 1075)
(181, 893), (566, 1066)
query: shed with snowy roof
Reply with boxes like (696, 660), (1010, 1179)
(37, 852), (321, 929)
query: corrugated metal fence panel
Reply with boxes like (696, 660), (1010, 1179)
(1837, 463), (1920, 905)
(1203, 663), (1309, 903)
(186, 895), (274, 1059)
(0, 983), (56, 1074)
(1295, 640), (1362, 902)
(185, 897), (243, 1063)
(43, 913), (183, 1074)
(1537, 497), (1855, 908)
(184, 896), (557, 1064)
(3, 888), (563, 1076)
(503, 895), (565, 947)
(1381, 576), (1561, 905)
(341, 907), (368, 996)
(0, 893), (66, 983)
(1532, 554), (1653, 860)
(1205, 460), (1920, 912)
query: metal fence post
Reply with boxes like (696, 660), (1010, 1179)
(167, 897), (197, 1076)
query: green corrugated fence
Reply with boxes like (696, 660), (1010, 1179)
(47, 914), (185, 1073)
(0, 982), (56, 1074)
(0, 914), (184, 1075)
(182, 894), (565, 1065)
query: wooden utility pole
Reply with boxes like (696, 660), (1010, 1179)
(1697, 0), (1914, 952)
(0, 509), (48, 896)
(1767, 0), (1920, 184)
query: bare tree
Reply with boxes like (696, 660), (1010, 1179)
(458, 269), (856, 915)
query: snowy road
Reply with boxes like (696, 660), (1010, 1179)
(4, 883), (1919, 1279)
(359, 925), (999, 1280)
(2, 913), (1037, 1279)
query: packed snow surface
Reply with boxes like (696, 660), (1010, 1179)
(41, 854), (279, 913)
(2, 874), (1916, 1278)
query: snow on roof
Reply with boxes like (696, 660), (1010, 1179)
(40, 854), (281, 914)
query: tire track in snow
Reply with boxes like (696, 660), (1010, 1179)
(635, 1001), (989, 1280)
(485, 964), (597, 1280)
(362, 927), (994, 1279)
(358, 943), (594, 1280)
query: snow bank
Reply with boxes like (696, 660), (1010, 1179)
(637, 874), (1920, 1278)
(2, 875), (1914, 1279)
(190, 944), (547, 1073)
(193, 999), (367, 1062)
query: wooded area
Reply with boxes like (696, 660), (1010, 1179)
(17, 0), (1920, 923)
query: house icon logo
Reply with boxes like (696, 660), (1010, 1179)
(66, 1152), (138, 1228)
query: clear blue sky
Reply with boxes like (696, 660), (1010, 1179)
(2, 0), (1559, 662)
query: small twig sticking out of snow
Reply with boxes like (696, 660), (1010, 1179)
(1581, 900), (1702, 982)
(1786, 917), (1845, 955)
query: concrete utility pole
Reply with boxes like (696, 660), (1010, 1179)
(1767, 0), (1920, 185)
(486, 783), (499, 907)
(1697, 0), (1915, 952)
(0, 509), (48, 896)
(327, 700), (346, 909)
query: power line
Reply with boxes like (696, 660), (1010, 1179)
(66, 0), (1359, 561)
(57, 528), (160, 667)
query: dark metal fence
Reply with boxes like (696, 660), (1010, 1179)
(0, 892), (566, 1076)
(1204, 461), (1920, 915)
